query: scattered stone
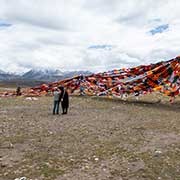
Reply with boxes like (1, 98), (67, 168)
(3, 172), (8, 176)
(70, 158), (75, 162)
(0, 163), (7, 168)
(25, 97), (38, 101)
(14, 177), (27, 180)
(95, 157), (99, 161)
(48, 131), (53, 135)
(85, 165), (89, 169)
(128, 160), (145, 173)
(9, 142), (14, 148)
(154, 150), (162, 157)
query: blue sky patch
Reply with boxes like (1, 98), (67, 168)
(150, 24), (169, 35)
(0, 20), (12, 28)
(152, 18), (161, 22)
(88, 44), (112, 50)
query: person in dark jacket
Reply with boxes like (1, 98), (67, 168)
(58, 86), (69, 114)
(16, 86), (22, 96)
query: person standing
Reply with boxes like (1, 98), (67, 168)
(53, 87), (60, 115)
(16, 86), (22, 96)
(59, 86), (69, 114)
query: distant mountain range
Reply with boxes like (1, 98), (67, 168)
(21, 69), (64, 82)
(0, 71), (20, 81)
(0, 69), (92, 81)
(0, 69), (92, 87)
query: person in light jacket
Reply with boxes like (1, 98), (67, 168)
(53, 87), (60, 115)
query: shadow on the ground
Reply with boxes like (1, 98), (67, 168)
(75, 95), (180, 113)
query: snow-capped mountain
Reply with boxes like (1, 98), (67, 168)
(22, 69), (64, 82)
(0, 69), (5, 74)
(0, 69), (20, 80)
(22, 69), (92, 82)
(0, 68), (92, 82)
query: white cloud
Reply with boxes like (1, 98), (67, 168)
(0, 0), (180, 73)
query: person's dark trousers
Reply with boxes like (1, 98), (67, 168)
(62, 107), (68, 114)
(61, 103), (68, 114)
(53, 100), (60, 114)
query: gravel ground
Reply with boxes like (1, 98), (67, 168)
(0, 95), (180, 180)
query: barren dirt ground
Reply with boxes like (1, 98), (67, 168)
(0, 95), (180, 180)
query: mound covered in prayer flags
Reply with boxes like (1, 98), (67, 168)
(0, 56), (180, 99)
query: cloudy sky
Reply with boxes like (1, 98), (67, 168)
(0, 0), (180, 73)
